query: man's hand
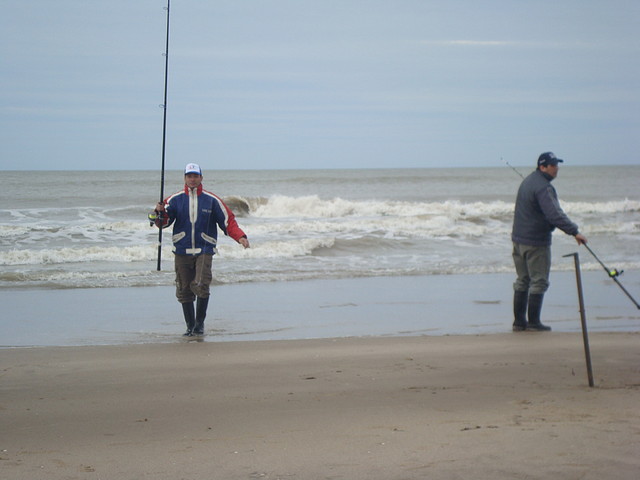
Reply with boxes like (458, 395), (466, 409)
(575, 233), (587, 245)
(238, 237), (250, 249)
(156, 202), (166, 213)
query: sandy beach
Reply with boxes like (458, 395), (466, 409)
(2, 332), (639, 480)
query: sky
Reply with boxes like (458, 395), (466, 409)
(1, 0), (639, 171)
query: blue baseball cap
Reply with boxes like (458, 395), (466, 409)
(537, 152), (564, 167)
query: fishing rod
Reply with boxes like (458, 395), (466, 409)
(501, 157), (524, 179)
(156, 0), (171, 271)
(583, 244), (640, 309)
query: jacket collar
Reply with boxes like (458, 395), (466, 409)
(184, 183), (203, 195)
(537, 169), (554, 182)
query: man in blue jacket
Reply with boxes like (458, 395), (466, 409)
(154, 163), (250, 336)
(511, 152), (587, 332)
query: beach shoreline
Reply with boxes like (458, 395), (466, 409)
(2, 271), (639, 348)
(2, 332), (639, 479)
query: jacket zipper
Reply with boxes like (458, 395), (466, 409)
(189, 188), (198, 251)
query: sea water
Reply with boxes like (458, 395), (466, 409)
(1, 166), (639, 289)
(1, 166), (639, 345)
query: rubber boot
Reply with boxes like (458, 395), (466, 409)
(182, 301), (195, 336)
(193, 296), (209, 336)
(512, 290), (528, 331)
(527, 293), (551, 331)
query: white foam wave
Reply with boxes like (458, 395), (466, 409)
(563, 199), (640, 214)
(252, 195), (513, 218)
(0, 225), (31, 237)
(0, 245), (157, 266)
(2, 193), (639, 289)
(245, 216), (510, 239)
(248, 195), (639, 219)
(217, 237), (336, 259)
(3, 253), (639, 289)
(0, 220), (150, 239)
(0, 237), (338, 266)
(583, 221), (640, 235)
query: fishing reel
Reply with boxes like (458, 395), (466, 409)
(148, 211), (163, 226)
(608, 268), (623, 278)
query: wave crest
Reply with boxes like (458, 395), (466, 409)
(243, 195), (640, 220)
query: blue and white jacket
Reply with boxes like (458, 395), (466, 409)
(158, 184), (246, 256)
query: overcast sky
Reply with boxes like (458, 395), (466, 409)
(1, 0), (639, 171)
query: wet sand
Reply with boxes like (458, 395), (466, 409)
(2, 271), (639, 347)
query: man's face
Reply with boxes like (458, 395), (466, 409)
(185, 173), (203, 189)
(540, 163), (559, 179)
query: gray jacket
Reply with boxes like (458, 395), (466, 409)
(511, 169), (579, 246)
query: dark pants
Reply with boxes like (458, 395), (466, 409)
(174, 253), (213, 303)
(512, 243), (551, 295)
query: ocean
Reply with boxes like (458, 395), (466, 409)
(1, 166), (639, 289)
(1, 166), (639, 346)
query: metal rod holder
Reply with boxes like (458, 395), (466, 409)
(563, 252), (595, 387)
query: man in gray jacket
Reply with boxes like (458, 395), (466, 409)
(511, 152), (587, 331)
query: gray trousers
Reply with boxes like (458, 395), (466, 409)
(512, 243), (551, 295)
(174, 253), (213, 303)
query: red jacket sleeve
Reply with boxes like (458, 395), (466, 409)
(221, 202), (247, 241)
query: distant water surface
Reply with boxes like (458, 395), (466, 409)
(1, 166), (638, 290)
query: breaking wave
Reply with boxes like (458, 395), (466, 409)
(1, 190), (638, 289)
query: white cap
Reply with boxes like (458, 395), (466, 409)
(184, 163), (202, 175)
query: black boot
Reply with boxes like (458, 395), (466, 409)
(527, 293), (551, 331)
(512, 290), (528, 331)
(193, 296), (209, 336)
(182, 302), (195, 336)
